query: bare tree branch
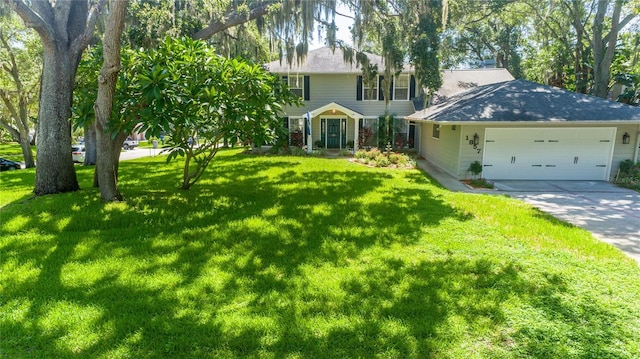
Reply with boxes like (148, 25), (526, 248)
(0, 116), (21, 140)
(3, 0), (55, 42)
(71, 0), (108, 55)
(604, 13), (637, 45)
(192, 1), (275, 40)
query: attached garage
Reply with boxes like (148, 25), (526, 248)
(406, 79), (640, 181)
(482, 127), (616, 180)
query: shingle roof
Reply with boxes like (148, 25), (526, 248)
(413, 68), (515, 110)
(265, 46), (413, 74)
(436, 69), (515, 102)
(407, 79), (640, 122)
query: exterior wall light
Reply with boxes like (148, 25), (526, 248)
(622, 132), (630, 144)
(473, 133), (480, 146)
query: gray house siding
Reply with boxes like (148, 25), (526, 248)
(281, 74), (416, 118)
(612, 124), (640, 174)
(419, 123), (461, 177)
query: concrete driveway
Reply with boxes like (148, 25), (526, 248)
(493, 180), (640, 264)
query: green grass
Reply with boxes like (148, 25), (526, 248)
(2, 149), (640, 358)
(0, 142), (34, 162)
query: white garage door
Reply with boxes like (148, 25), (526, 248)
(482, 127), (616, 180)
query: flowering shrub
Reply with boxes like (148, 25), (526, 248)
(290, 131), (303, 148)
(358, 127), (375, 148)
(352, 147), (415, 168)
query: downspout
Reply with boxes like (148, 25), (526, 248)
(634, 124), (640, 163)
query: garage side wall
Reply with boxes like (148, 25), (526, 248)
(458, 125), (486, 179)
(611, 124), (640, 176)
(419, 123), (461, 177)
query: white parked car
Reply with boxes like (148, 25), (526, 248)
(123, 138), (139, 150)
(71, 145), (85, 163)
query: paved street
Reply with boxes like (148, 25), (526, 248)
(119, 147), (164, 161)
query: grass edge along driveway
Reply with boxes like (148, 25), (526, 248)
(2, 149), (639, 358)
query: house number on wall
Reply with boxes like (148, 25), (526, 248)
(465, 135), (482, 153)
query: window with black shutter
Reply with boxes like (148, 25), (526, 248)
(409, 75), (416, 99)
(304, 76), (310, 101)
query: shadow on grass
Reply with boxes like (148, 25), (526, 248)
(1, 150), (638, 357)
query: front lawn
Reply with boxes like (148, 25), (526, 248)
(0, 142), (34, 162)
(2, 149), (639, 358)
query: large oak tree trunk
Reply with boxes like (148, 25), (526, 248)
(8, 0), (105, 196)
(94, 0), (127, 201)
(34, 45), (80, 195)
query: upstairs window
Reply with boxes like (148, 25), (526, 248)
(432, 124), (440, 139)
(363, 76), (378, 101)
(284, 75), (303, 98)
(282, 75), (309, 100)
(394, 74), (409, 101)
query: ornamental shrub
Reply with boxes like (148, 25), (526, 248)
(375, 154), (390, 167)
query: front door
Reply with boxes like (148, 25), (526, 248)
(327, 119), (340, 148)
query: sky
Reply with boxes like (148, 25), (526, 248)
(309, 5), (354, 49)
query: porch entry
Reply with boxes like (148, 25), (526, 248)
(321, 118), (347, 149)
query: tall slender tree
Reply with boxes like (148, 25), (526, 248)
(590, 0), (636, 98)
(93, 0), (127, 201)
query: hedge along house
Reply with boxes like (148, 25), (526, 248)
(406, 79), (640, 181)
(265, 46), (418, 150)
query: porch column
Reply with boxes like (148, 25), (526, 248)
(354, 117), (360, 151)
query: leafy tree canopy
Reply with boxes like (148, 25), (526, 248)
(129, 37), (301, 189)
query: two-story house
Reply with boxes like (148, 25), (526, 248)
(266, 46), (514, 152)
(268, 47), (640, 181)
(266, 46), (418, 150)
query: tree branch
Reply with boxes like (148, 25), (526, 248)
(0, 88), (20, 126)
(0, 32), (24, 93)
(192, 1), (275, 40)
(0, 117), (21, 140)
(4, 0), (55, 42)
(335, 10), (355, 20)
(71, 0), (108, 56)
(603, 13), (637, 45)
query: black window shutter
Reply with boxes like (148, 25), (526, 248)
(409, 75), (416, 99)
(303, 120), (311, 145)
(378, 76), (384, 101)
(390, 77), (395, 101)
(304, 76), (310, 101)
(282, 117), (289, 129)
(356, 76), (363, 101)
